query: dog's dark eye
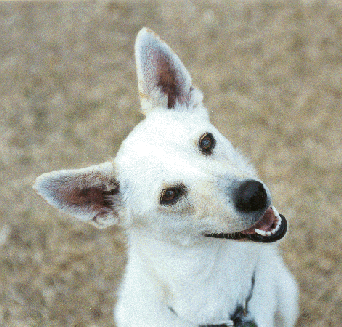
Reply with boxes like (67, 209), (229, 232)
(199, 133), (216, 155)
(160, 185), (186, 205)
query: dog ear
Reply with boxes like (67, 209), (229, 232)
(135, 27), (202, 114)
(33, 162), (121, 228)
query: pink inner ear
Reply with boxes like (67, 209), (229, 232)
(136, 29), (192, 111)
(33, 162), (121, 225)
(156, 52), (181, 109)
(64, 183), (119, 212)
(68, 187), (107, 210)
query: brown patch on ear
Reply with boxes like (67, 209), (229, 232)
(67, 182), (120, 211)
(157, 53), (181, 109)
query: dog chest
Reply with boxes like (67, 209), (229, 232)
(127, 234), (261, 325)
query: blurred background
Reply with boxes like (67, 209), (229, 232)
(1, 1), (342, 326)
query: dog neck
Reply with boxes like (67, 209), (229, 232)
(128, 228), (262, 273)
(127, 229), (263, 324)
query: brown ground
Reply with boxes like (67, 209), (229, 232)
(1, 1), (342, 326)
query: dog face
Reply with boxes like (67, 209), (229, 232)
(34, 28), (287, 245)
(115, 108), (261, 241)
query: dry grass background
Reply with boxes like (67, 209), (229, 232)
(1, 1), (342, 326)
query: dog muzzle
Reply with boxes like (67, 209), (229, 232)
(204, 206), (287, 243)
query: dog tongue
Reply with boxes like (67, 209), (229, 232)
(241, 207), (276, 234)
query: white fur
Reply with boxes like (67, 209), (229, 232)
(34, 27), (298, 327)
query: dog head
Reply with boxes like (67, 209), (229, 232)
(34, 28), (287, 245)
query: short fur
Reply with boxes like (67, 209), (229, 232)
(34, 28), (298, 327)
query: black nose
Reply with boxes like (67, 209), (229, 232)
(234, 180), (268, 212)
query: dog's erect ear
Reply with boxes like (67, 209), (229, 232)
(33, 162), (121, 228)
(135, 27), (202, 114)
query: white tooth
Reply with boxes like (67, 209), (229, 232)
(272, 225), (279, 234)
(256, 213), (283, 236)
(277, 215), (282, 226)
(271, 206), (280, 218)
(271, 215), (282, 234)
(255, 229), (267, 236)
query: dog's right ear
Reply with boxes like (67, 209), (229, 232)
(33, 162), (121, 228)
(135, 27), (203, 114)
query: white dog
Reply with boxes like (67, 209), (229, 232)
(34, 28), (298, 327)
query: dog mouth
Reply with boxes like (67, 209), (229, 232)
(204, 206), (287, 243)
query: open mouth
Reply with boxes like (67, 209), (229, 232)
(204, 206), (287, 243)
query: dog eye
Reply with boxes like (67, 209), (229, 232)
(160, 185), (186, 205)
(199, 133), (216, 155)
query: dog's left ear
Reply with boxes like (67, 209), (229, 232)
(135, 27), (202, 114)
(33, 162), (121, 228)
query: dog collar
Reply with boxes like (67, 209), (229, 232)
(199, 306), (258, 327)
(169, 272), (257, 327)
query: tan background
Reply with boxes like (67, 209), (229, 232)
(1, 1), (342, 326)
